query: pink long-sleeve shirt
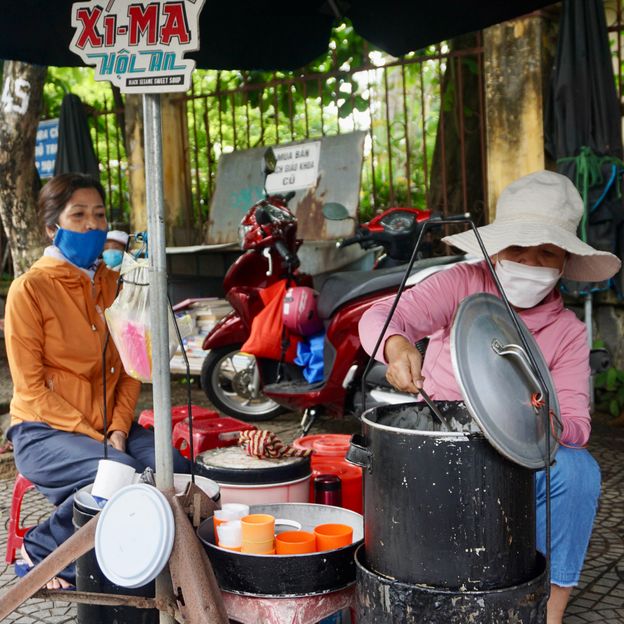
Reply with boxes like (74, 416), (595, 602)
(359, 260), (591, 446)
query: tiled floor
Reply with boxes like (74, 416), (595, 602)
(0, 415), (622, 623)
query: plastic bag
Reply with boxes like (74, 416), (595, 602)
(294, 332), (325, 383)
(105, 253), (192, 382)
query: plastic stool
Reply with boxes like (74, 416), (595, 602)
(172, 417), (256, 459)
(138, 405), (219, 430)
(5, 473), (35, 564)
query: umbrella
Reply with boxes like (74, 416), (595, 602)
(0, 0), (556, 69)
(545, 0), (624, 297)
(54, 92), (100, 178)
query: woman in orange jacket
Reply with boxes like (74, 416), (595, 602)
(4, 173), (190, 588)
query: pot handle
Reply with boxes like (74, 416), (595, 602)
(346, 434), (372, 472)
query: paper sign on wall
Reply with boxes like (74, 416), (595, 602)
(69, 0), (206, 94)
(265, 141), (321, 194)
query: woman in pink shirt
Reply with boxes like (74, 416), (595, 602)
(359, 171), (620, 623)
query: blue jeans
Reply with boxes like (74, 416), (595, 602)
(535, 446), (601, 587)
(8, 421), (191, 583)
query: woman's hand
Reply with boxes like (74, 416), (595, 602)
(384, 335), (424, 394)
(108, 430), (127, 452)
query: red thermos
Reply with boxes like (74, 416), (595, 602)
(314, 474), (342, 506)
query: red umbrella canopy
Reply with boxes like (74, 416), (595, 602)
(0, 0), (556, 68)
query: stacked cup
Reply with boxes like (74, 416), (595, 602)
(214, 504), (250, 551)
(240, 514), (276, 554)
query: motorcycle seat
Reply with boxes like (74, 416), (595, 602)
(317, 255), (462, 320)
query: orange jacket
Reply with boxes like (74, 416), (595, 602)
(5, 256), (141, 441)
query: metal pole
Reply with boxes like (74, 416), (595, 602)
(142, 92), (175, 624)
(585, 293), (594, 409)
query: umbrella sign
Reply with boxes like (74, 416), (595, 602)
(69, 0), (206, 94)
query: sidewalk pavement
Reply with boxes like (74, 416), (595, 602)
(0, 415), (622, 623)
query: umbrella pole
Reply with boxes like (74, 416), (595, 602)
(143, 92), (176, 624)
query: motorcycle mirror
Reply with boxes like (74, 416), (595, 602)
(322, 202), (352, 221)
(262, 147), (277, 176)
(255, 207), (271, 225)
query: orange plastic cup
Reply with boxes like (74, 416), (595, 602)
(275, 531), (316, 555)
(241, 538), (275, 554)
(314, 523), (353, 551)
(241, 514), (275, 542)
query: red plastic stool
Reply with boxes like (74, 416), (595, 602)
(172, 417), (256, 459)
(5, 473), (35, 564)
(138, 405), (219, 430)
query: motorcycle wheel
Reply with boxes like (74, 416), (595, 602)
(200, 345), (285, 422)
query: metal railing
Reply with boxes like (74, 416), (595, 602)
(184, 39), (486, 231)
(74, 39), (487, 238)
(88, 96), (129, 228)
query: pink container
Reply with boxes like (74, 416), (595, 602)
(218, 475), (311, 506)
(197, 446), (311, 507)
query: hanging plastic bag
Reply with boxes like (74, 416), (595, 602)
(105, 253), (192, 382)
(241, 279), (301, 362)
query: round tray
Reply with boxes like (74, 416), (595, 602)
(197, 503), (363, 597)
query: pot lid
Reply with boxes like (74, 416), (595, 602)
(95, 484), (175, 589)
(197, 446), (311, 484)
(450, 293), (560, 469)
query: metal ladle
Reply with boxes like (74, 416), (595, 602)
(416, 387), (454, 431)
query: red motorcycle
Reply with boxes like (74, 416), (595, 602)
(200, 149), (449, 423)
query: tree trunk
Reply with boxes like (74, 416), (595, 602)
(0, 61), (47, 276)
(125, 94), (147, 235)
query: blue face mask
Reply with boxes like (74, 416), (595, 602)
(53, 227), (107, 269)
(102, 248), (123, 269)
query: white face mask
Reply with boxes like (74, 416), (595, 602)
(495, 259), (562, 308)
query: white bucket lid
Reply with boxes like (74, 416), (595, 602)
(95, 484), (175, 588)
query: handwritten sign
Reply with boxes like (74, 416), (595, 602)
(69, 0), (206, 94)
(35, 119), (59, 178)
(265, 141), (321, 194)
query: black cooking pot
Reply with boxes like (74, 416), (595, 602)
(197, 503), (363, 597)
(347, 401), (537, 591)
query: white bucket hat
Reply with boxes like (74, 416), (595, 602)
(106, 230), (129, 247)
(443, 170), (621, 282)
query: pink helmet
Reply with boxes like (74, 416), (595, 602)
(283, 286), (323, 336)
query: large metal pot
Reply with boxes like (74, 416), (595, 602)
(347, 401), (537, 590)
(197, 503), (363, 597)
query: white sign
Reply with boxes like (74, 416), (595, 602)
(266, 141), (321, 194)
(69, 0), (206, 94)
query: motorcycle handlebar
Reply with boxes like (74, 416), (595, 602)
(428, 212), (471, 223)
(283, 191), (296, 202)
(274, 239), (300, 269)
(338, 231), (369, 248)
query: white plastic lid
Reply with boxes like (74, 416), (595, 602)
(95, 484), (175, 588)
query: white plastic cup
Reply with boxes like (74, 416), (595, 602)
(214, 509), (239, 523)
(213, 508), (239, 542)
(217, 520), (242, 548)
(221, 503), (250, 519)
(275, 518), (302, 534)
(92, 460), (138, 504)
